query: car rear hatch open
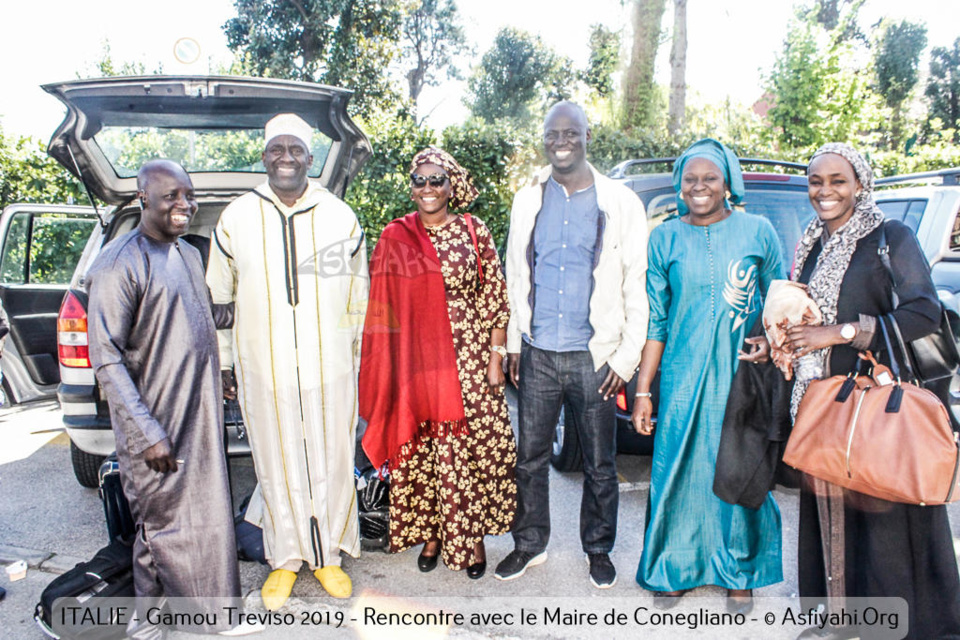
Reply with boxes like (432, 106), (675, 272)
(42, 75), (372, 204)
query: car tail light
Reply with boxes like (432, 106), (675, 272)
(616, 388), (628, 412)
(58, 292), (90, 368)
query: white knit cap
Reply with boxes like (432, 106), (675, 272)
(264, 113), (313, 149)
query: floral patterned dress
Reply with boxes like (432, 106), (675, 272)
(388, 215), (517, 570)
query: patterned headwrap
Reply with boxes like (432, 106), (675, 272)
(790, 142), (886, 419)
(672, 138), (745, 215)
(409, 147), (479, 211)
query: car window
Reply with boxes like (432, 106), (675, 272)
(0, 211), (97, 285)
(95, 126), (333, 178)
(951, 211), (960, 252)
(642, 191), (678, 232)
(877, 198), (928, 233)
(739, 188), (816, 272)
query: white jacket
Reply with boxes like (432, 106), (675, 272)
(506, 163), (649, 381)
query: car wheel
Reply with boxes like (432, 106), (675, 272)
(949, 373), (960, 427)
(549, 406), (584, 472)
(1, 378), (16, 407)
(71, 440), (105, 488)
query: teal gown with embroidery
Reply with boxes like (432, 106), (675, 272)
(637, 210), (784, 592)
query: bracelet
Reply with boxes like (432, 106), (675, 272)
(635, 392), (652, 398)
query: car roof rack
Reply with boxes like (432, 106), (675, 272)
(875, 167), (960, 187)
(608, 158), (807, 179)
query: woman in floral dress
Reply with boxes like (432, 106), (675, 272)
(359, 147), (517, 579)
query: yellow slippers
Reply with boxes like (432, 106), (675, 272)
(261, 569), (297, 611)
(314, 565), (352, 598)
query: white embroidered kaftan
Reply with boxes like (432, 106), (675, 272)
(207, 181), (368, 570)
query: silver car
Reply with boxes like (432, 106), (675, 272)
(0, 75), (371, 487)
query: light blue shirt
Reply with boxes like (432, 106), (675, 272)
(528, 177), (599, 351)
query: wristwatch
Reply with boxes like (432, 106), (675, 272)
(491, 345), (507, 358)
(840, 323), (857, 342)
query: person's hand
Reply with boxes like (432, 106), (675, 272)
(487, 355), (506, 391)
(221, 369), (237, 401)
(738, 335), (772, 364)
(783, 325), (844, 358)
(507, 353), (520, 387)
(144, 438), (178, 473)
(598, 369), (625, 401)
(632, 396), (654, 435)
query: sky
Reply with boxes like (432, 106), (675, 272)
(1, 0), (958, 141)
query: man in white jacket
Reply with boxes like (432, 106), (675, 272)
(496, 102), (648, 588)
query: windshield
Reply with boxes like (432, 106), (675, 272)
(95, 126), (332, 178)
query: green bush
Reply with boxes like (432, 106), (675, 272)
(0, 131), (81, 210)
(868, 134), (960, 177)
(346, 114), (540, 252)
(441, 118), (539, 250)
(345, 109), (435, 249)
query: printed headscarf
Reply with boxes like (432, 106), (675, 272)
(790, 142), (886, 419)
(410, 147), (479, 211)
(672, 138), (745, 215)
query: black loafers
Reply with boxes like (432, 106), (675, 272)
(466, 561), (486, 579)
(652, 589), (687, 609)
(417, 551), (439, 572)
(726, 596), (754, 615)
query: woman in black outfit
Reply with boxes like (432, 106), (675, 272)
(781, 143), (960, 639)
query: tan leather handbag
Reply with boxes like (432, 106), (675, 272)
(783, 317), (960, 505)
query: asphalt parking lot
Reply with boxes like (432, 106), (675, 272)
(1, 396), (958, 639)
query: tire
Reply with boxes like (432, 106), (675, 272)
(549, 406), (584, 472)
(1, 378), (16, 407)
(71, 440), (105, 488)
(949, 373), (960, 428)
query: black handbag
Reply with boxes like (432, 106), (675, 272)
(878, 223), (960, 383)
(357, 467), (389, 550)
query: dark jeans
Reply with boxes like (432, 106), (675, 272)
(512, 343), (618, 555)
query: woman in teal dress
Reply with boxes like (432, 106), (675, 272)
(631, 139), (783, 612)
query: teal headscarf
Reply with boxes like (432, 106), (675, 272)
(672, 138), (745, 215)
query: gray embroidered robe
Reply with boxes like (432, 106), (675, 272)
(87, 229), (239, 631)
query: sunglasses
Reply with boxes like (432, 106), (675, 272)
(410, 173), (449, 188)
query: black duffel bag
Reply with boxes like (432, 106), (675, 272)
(34, 540), (134, 640)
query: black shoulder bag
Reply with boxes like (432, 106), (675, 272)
(878, 222), (960, 384)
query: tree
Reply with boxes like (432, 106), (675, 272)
(925, 38), (960, 143)
(667, 0), (687, 135)
(765, 17), (824, 148)
(764, 3), (875, 150)
(464, 28), (572, 125)
(802, 0), (864, 40)
(78, 40), (154, 78)
(582, 24), (621, 99)
(621, 0), (667, 132)
(223, 0), (404, 115)
(874, 19), (928, 150)
(0, 128), (81, 210)
(401, 0), (468, 118)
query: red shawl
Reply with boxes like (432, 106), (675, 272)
(359, 212), (466, 470)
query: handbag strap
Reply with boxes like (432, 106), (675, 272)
(884, 313), (919, 382)
(463, 213), (484, 287)
(877, 221), (900, 308)
(877, 316), (908, 412)
(877, 222), (913, 381)
(877, 315), (904, 380)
